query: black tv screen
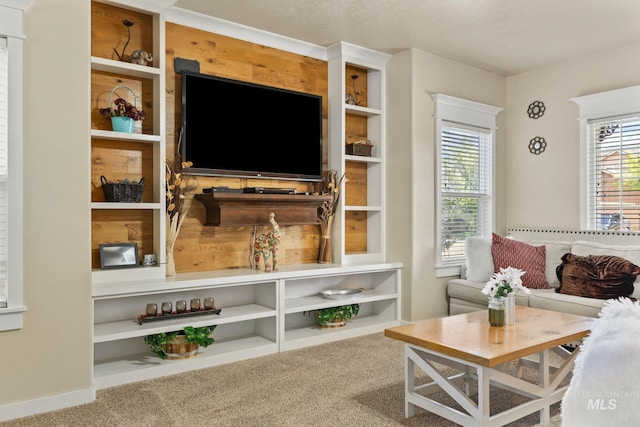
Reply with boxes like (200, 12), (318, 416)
(181, 71), (323, 181)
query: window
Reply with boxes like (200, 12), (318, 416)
(432, 94), (502, 275)
(0, 1), (26, 331)
(572, 86), (640, 231)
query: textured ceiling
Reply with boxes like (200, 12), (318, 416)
(172, 0), (640, 76)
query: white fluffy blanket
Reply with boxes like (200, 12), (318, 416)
(561, 298), (640, 426)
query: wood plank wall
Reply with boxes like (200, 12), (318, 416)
(90, 1), (369, 272)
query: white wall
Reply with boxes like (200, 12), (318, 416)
(506, 44), (640, 228)
(387, 48), (506, 321)
(0, 0), (93, 417)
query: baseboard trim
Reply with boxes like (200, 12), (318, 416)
(0, 386), (95, 422)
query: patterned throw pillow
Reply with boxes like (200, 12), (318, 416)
(491, 233), (550, 289)
(556, 253), (640, 299)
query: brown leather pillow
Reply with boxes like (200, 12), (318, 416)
(556, 253), (640, 299)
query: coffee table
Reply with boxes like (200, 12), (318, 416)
(384, 306), (594, 427)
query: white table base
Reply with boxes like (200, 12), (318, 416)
(403, 344), (578, 427)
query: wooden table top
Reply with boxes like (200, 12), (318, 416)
(384, 306), (594, 367)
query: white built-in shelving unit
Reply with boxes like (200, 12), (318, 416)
(93, 263), (402, 389)
(90, 0), (166, 285)
(327, 42), (390, 265)
(90, 2), (401, 390)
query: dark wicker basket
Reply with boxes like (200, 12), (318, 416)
(101, 176), (145, 203)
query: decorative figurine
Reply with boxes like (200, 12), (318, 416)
(129, 50), (153, 66)
(253, 212), (281, 272)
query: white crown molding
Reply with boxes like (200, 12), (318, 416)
(165, 6), (327, 61)
(432, 93), (503, 129)
(571, 85), (640, 120)
(326, 41), (391, 68)
(95, 0), (177, 14)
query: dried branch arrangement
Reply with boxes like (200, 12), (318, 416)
(318, 170), (346, 227)
(165, 159), (198, 275)
(317, 170), (346, 263)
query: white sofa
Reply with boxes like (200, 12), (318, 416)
(447, 228), (640, 318)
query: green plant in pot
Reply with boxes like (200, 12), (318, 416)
(144, 325), (216, 360)
(304, 304), (360, 328)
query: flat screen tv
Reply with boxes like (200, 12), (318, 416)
(180, 71), (323, 181)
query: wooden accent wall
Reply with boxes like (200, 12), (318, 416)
(165, 23), (329, 272)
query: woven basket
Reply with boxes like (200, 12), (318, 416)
(162, 335), (199, 360)
(101, 175), (145, 203)
(106, 85), (138, 133)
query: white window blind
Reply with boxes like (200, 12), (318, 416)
(433, 94), (501, 273)
(440, 122), (492, 261)
(0, 36), (7, 308)
(586, 114), (640, 231)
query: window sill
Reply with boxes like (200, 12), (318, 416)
(436, 264), (462, 278)
(0, 305), (25, 331)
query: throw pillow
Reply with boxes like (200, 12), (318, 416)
(491, 233), (550, 289)
(571, 240), (640, 285)
(556, 253), (640, 299)
(464, 236), (494, 282)
(529, 240), (572, 288)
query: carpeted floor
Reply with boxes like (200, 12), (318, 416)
(1, 333), (561, 426)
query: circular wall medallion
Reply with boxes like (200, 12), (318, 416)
(529, 136), (546, 155)
(527, 101), (545, 119)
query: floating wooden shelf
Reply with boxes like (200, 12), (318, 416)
(194, 193), (333, 226)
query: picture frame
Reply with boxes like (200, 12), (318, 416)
(99, 243), (139, 269)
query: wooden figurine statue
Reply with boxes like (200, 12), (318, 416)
(253, 213), (281, 272)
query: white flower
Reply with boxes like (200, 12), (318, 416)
(481, 266), (531, 298)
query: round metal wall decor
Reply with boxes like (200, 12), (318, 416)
(527, 101), (545, 119)
(529, 136), (546, 155)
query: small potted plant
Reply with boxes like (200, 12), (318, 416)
(304, 304), (360, 328)
(99, 85), (145, 133)
(144, 325), (215, 360)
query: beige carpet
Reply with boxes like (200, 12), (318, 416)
(1, 333), (561, 426)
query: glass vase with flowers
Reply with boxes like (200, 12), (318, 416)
(481, 267), (530, 326)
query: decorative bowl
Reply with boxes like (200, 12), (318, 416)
(320, 289), (362, 300)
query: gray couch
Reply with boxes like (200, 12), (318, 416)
(447, 231), (640, 318)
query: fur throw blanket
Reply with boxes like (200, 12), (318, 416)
(561, 298), (640, 426)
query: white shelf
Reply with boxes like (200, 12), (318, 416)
(90, 129), (161, 142)
(92, 263), (399, 298)
(345, 154), (382, 163)
(92, 266), (166, 285)
(282, 316), (402, 351)
(91, 56), (161, 78)
(345, 104), (382, 117)
(345, 205), (382, 211)
(91, 202), (162, 210)
(94, 304), (277, 343)
(284, 289), (396, 313)
(94, 335), (278, 389)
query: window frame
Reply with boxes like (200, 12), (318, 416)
(432, 94), (502, 277)
(571, 85), (640, 230)
(0, 0), (27, 331)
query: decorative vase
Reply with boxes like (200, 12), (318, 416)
(505, 294), (516, 325)
(318, 215), (334, 264)
(111, 116), (134, 133)
(488, 296), (505, 327)
(166, 246), (176, 276)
